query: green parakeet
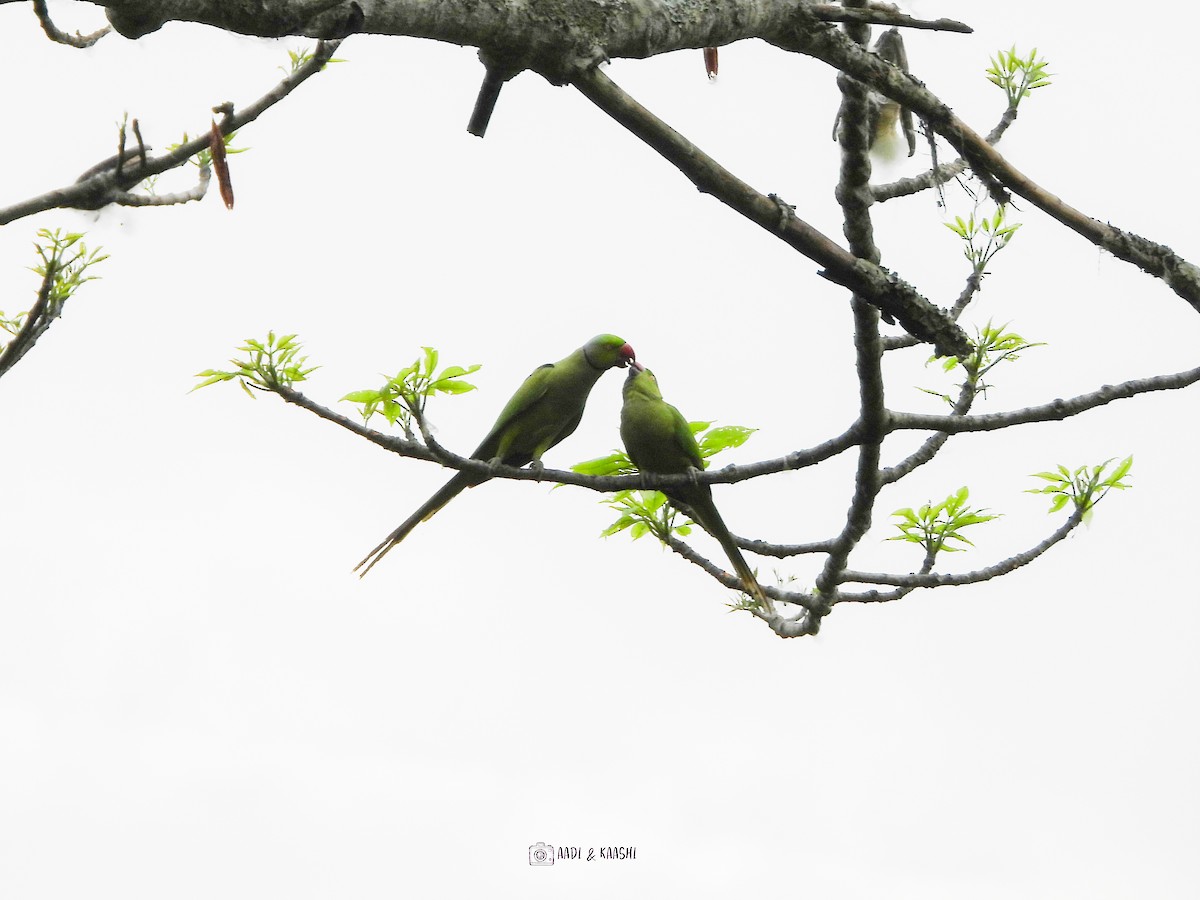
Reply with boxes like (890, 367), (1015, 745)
(355, 334), (637, 576)
(620, 365), (771, 611)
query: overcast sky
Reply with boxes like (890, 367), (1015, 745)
(2, 1), (1198, 897)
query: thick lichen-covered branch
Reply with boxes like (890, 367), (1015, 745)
(93, 0), (967, 59)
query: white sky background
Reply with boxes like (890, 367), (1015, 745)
(2, 1), (1198, 896)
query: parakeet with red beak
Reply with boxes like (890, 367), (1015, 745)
(356, 334), (636, 576)
(620, 364), (771, 612)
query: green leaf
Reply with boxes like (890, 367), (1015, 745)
(698, 425), (756, 455)
(340, 389), (381, 404)
(430, 379), (477, 395)
(571, 452), (632, 477)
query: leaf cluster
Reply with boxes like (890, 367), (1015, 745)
(0, 309), (28, 338)
(1027, 456), (1132, 519)
(945, 204), (1021, 274)
(2, 228), (107, 349)
(923, 320), (1043, 404)
(890, 486), (999, 557)
(31, 228), (108, 306)
(193, 331), (317, 396)
(280, 45), (345, 75)
(986, 46), (1052, 108)
(600, 490), (692, 542)
(340, 347), (481, 437)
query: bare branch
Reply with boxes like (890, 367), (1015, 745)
(809, 4), (971, 33)
(33, 0), (111, 47)
(780, 15), (1200, 315)
(113, 165), (212, 207)
(873, 107), (1019, 203)
(812, 6), (888, 618)
(889, 365), (1200, 435)
(737, 537), (835, 559)
(0, 38), (342, 226)
(880, 379), (977, 483)
(837, 510), (1083, 594)
(0, 267), (57, 380)
(664, 535), (820, 613)
(571, 65), (970, 357)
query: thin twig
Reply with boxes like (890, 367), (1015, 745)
(32, 0), (111, 47)
(1, 39), (343, 226)
(889, 365), (1200, 435)
(114, 166), (212, 207)
(880, 379), (977, 483)
(0, 266), (57, 380)
(873, 107), (1019, 203)
(664, 535), (819, 612)
(837, 510), (1083, 594)
(809, 4), (971, 34)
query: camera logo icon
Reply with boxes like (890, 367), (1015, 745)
(528, 842), (555, 866)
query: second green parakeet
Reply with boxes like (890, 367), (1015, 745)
(620, 365), (771, 611)
(355, 334), (637, 576)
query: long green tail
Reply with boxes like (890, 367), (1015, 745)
(688, 492), (772, 613)
(354, 471), (474, 577)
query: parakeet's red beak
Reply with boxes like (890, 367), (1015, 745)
(629, 359), (644, 372)
(619, 343), (636, 368)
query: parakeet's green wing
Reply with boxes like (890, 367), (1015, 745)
(470, 363), (554, 463)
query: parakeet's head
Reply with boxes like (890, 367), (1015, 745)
(583, 334), (636, 370)
(622, 365), (663, 400)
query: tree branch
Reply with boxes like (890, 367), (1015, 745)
(271, 384), (858, 492)
(664, 534), (820, 613)
(113, 165), (213, 207)
(808, 4), (971, 33)
(813, 10), (887, 610)
(571, 65), (970, 357)
(838, 510), (1083, 593)
(780, 15), (1200, 314)
(889, 364), (1200, 435)
(881, 271), (981, 352)
(880, 379), (977, 483)
(0, 38), (342, 226)
(91, 0), (966, 56)
(872, 107), (1018, 203)
(33, 0), (112, 46)
(0, 266), (58, 380)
